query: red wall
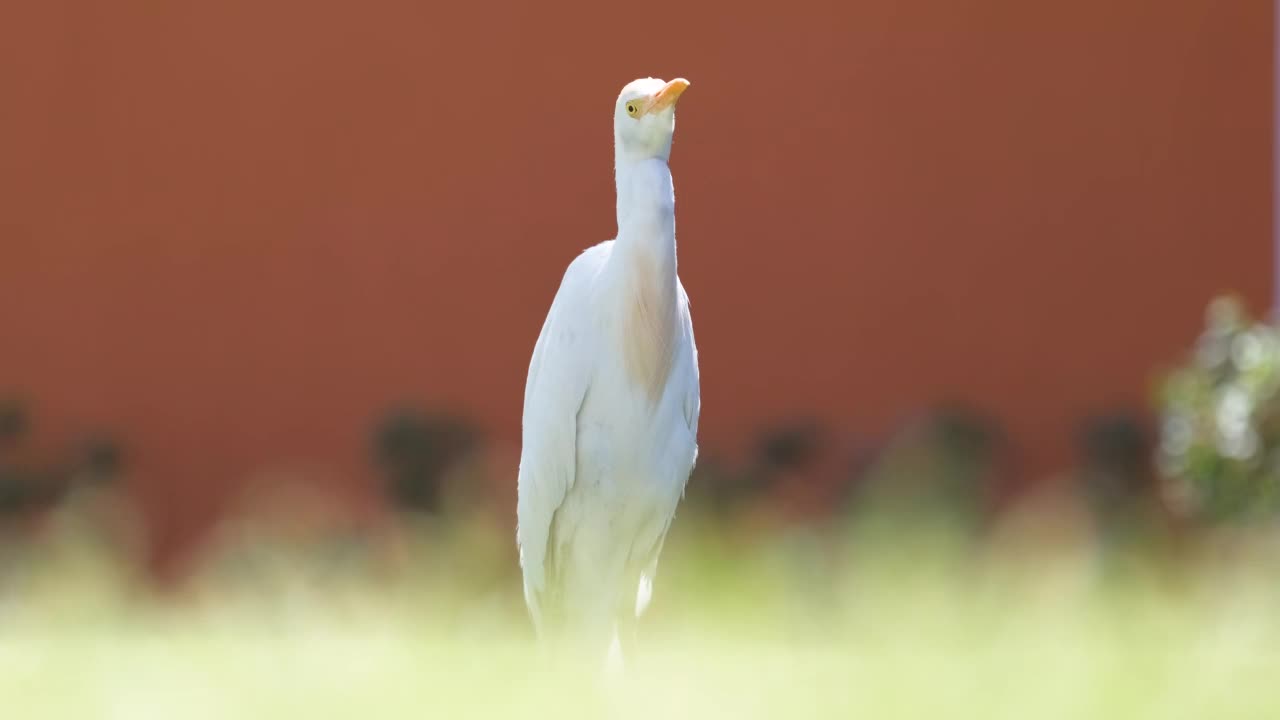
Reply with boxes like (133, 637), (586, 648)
(0, 0), (1270, 565)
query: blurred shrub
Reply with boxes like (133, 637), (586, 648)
(846, 405), (1006, 534)
(1072, 411), (1187, 584)
(372, 407), (481, 516)
(0, 396), (28, 447)
(0, 413), (127, 521)
(682, 418), (826, 520)
(1157, 296), (1280, 523)
(1078, 412), (1155, 532)
(756, 418), (824, 471)
(77, 434), (124, 484)
(0, 398), (64, 518)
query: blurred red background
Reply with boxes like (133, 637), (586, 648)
(0, 0), (1270, 571)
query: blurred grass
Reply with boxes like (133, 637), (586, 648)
(1, 498), (1278, 720)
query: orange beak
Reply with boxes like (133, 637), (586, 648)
(645, 78), (690, 114)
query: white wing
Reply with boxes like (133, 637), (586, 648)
(635, 280), (700, 618)
(677, 280), (701, 444)
(516, 242), (611, 630)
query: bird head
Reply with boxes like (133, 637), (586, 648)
(614, 77), (690, 163)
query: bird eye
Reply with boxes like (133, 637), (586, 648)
(626, 103), (638, 116)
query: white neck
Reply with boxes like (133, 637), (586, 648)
(606, 154), (681, 402)
(613, 156), (677, 273)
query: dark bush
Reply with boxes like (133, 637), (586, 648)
(372, 407), (480, 515)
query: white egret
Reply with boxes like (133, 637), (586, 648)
(516, 77), (700, 662)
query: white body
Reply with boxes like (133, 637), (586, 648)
(516, 78), (700, 657)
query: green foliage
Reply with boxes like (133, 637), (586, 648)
(1157, 296), (1280, 523)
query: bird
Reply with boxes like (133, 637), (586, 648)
(516, 77), (700, 663)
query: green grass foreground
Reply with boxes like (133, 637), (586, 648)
(0, 508), (1278, 719)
